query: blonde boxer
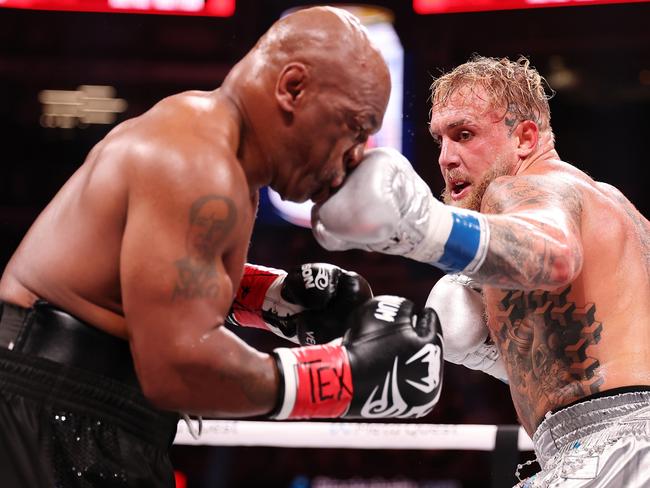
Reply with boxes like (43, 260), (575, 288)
(314, 55), (650, 487)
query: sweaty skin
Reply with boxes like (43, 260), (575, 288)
(430, 86), (650, 436)
(0, 6), (390, 417)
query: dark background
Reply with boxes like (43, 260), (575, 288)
(1, 1), (649, 486)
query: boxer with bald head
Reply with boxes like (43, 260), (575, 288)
(314, 55), (650, 486)
(0, 7), (445, 487)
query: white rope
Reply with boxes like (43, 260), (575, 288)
(174, 420), (534, 451)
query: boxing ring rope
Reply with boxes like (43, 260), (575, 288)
(174, 420), (534, 451)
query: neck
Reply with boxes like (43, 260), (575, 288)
(513, 130), (559, 175)
(220, 58), (275, 191)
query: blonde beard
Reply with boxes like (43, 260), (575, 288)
(442, 160), (512, 211)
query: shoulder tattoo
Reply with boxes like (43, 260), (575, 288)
(478, 176), (583, 289)
(172, 195), (236, 300)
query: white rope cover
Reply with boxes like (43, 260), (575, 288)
(174, 420), (534, 451)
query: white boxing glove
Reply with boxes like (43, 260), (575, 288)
(312, 147), (490, 275)
(426, 274), (508, 383)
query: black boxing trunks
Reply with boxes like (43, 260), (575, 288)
(0, 300), (179, 488)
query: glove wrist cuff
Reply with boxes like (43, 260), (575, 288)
(411, 202), (490, 275)
(270, 344), (352, 420)
(229, 264), (286, 323)
(269, 348), (298, 419)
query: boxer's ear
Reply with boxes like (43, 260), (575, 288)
(276, 63), (308, 113)
(515, 120), (538, 158)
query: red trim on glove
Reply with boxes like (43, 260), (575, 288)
(231, 264), (282, 330)
(290, 344), (353, 418)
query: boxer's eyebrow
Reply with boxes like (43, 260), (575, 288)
(429, 118), (472, 137)
(359, 114), (380, 134)
(347, 112), (377, 133)
(448, 118), (470, 129)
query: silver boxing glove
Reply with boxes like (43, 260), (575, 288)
(311, 147), (489, 275)
(425, 274), (508, 383)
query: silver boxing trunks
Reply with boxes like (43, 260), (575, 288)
(516, 389), (650, 487)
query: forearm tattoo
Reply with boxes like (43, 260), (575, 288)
(477, 176), (583, 289)
(493, 285), (604, 429)
(172, 195), (236, 300)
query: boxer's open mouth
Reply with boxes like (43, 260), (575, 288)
(450, 181), (470, 200)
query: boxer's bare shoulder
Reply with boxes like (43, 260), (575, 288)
(102, 90), (242, 174)
(595, 180), (650, 263)
(477, 168), (583, 291)
(0, 89), (254, 336)
(107, 91), (256, 330)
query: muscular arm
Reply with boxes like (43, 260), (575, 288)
(121, 153), (278, 417)
(472, 174), (584, 291)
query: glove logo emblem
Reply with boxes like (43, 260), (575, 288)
(301, 265), (330, 290)
(360, 343), (442, 419)
(360, 357), (407, 418)
(373, 296), (406, 323)
(405, 343), (441, 393)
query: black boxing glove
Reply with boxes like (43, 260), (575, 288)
(226, 263), (372, 345)
(271, 295), (443, 419)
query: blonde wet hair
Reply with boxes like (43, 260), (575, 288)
(430, 55), (555, 137)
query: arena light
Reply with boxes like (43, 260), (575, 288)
(413, 0), (649, 14)
(0, 0), (235, 16)
(38, 85), (127, 129)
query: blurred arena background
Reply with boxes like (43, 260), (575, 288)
(1, 0), (649, 486)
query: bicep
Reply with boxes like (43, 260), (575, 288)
(120, 188), (239, 356)
(119, 184), (279, 415)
